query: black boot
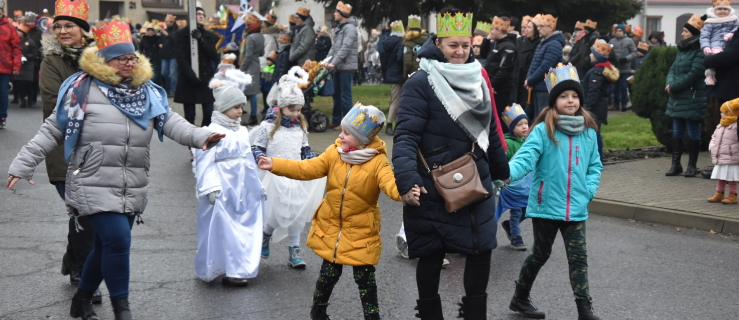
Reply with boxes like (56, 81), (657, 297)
(684, 140), (701, 177)
(665, 138), (684, 176)
(27, 96), (35, 107)
(509, 282), (545, 319)
(501, 220), (512, 241)
(415, 295), (443, 320)
(310, 303), (330, 320)
(69, 289), (100, 320)
(19, 98), (27, 108)
(111, 298), (133, 320)
(458, 294), (487, 320)
(575, 298), (601, 320)
(246, 115), (258, 126)
(92, 289), (102, 304)
(364, 312), (381, 320)
(385, 124), (394, 136)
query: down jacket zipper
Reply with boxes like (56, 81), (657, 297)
(567, 135), (573, 221)
(333, 165), (353, 262)
(123, 117), (129, 214)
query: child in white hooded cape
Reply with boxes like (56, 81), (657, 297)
(192, 56), (265, 286)
(251, 66), (326, 268)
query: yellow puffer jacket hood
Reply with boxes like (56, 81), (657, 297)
(270, 136), (401, 266)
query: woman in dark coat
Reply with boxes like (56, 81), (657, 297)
(665, 15), (708, 178)
(173, 6), (219, 127)
(392, 8), (509, 319)
(704, 25), (739, 146)
(315, 27), (332, 62)
(11, 26), (36, 108)
(514, 18), (541, 113)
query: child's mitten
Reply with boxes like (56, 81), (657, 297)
(712, 47), (724, 54)
(208, 191), (221, 205)
(725, 32), (734, 42)
(703, 47), (712, 55)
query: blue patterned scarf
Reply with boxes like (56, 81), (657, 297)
(56, 72), (170, 162)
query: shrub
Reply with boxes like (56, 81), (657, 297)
(631, 46), (678, 148)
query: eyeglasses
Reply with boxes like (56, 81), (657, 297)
(196, 12), (206, 17)
(53, 23), (78, 32)
(115, 55), (139, 65)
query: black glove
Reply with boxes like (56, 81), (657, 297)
(191, 28), (202, 42)
(618, 57), (628, 64)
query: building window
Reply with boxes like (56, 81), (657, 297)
(142, 0), (182, 8)
(646, 16), (662, 41)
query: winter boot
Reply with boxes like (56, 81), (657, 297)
(665, 138), (684, 176)
(20, 98), (27, 108)
(385, 123), (394, 136)
(110, 298), (133, 320)
(510, 235), (528, 251)
(261, 232), (271, 258)
(92, 289), (102, 304)
(509, 281), (545, 319)
(723, 193), (738, 205)
(310, 303), (331, 320)
(288, 246), (307, 268)
(246, 115), (258, 126)
(395, 234), (409, 259)
(708, 192), (725, 203)
(69, 288), (100, 320)
(364, 312), (381, 320)
(414, 295), (443, 320)
(575, 298), (601, 320)
(684, 140), (701, 177)
(458, 294), (487, 320)
(501, 220), (512, 241)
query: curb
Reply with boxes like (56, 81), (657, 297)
(590, 199), (739, 234)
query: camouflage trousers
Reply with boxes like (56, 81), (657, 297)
(313, 259), (379, 316)
(517, 218), (590, 299)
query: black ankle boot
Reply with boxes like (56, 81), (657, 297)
(385, 124), (394, 136)
(111, 298), (133, 320)
(310, 303), (330, 320)
(19, 98), (27, 108)
(415, 295), (443, 319)
(458, 294), (487, 320)
(666, 138), (684, 176)
(69, 289), (100, 320)
(684, 140), (701, 177)
(509, 282), (545, 319)
(364, 312), (381, 320)
(246, 115), (258, 126)
(575, 298), (601, 320)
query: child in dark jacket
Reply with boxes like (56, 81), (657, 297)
(496, 104), (530, 250)
(582, 40), (616, 162)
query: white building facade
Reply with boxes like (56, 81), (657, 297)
(628, 0), (713, 45)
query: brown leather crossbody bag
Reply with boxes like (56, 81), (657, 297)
(417, 144), (490, 213)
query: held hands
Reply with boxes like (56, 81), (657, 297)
(401, 184), (426, 206)
(6, 174), (34, 189)
(257, 156), (273, 170)
(203, 133), (226, 151)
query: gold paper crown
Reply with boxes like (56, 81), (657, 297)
(637, 42), (650, 51)
(592, 40), (611, 57)
(391, 20), (405, 33)
(92, 20), (133, 51)
(538, 14), (557, 29)
(502, 104), (526, 129)
(575, 21), (584, 30)
(408, 15), (422, 30)
(14, 10), (23, 17)
(584, 19), (597, 29)
(544, 63), (579, 93)
(473, 35), (483, 46)
(714, 0), (731, 7)
(16, 24), (30, 34)
(492, 16), (510, 31)
(265, 13), (277, 25)
(632, 26), (643, 38)
(176, 20), (187, 28)
(55, 0), (89, 22)
(25, 11), (38, 18)
(687, 14), (705, 31)
(474, 21), (491, 36)
(296, 7), (310, 16)
(436, 12), (473, 38)
(267, 51), (278, 61)
(165, 14), (176, 22)
(522, 15), (534, 26)
(532, 14), (543, 25)
(336, 1), (353, 14)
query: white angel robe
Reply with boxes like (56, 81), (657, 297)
(194, 123), (265, 282)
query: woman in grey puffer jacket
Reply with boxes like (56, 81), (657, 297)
(7, 33), (224, 320)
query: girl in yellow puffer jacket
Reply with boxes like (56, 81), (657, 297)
(257, 103), (418, 320)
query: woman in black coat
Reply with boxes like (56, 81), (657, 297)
(173, 9), (219, 127)
(704, 25), (739, 142)
(391, 10), (509, 318)
(514, 20), (541, 113)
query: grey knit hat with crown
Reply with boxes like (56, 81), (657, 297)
(210, 80), (247, 112)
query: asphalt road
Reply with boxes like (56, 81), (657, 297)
(2, 102), (739, 320)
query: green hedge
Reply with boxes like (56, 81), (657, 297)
(631, 46), (678, 148)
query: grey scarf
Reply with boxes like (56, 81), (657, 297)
(678, 36), (699, 50)
(211, 111), (241, 131)
(557, 115), (585, 136)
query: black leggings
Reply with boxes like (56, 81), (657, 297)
(313, 259), (379, 315)
(416, 250), (492, 299)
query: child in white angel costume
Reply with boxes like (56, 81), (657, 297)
(252, 66), (326, 268)
(192, 56), (265, 286)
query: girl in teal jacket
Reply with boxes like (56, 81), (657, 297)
(506, 63), (604, 320)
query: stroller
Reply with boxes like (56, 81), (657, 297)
(301, 67), (334, 132)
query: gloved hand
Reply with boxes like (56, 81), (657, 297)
(21, 56), (27, 64)
(618, 57), (628, 64)
(191, 28), (203, 42)
(703, 47), (712, 55)
(208, 191), (221, 205)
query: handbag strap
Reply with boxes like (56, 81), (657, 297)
(416, 143), (475, 173)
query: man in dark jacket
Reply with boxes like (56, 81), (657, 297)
(485, 16), (518, 132)
(273, 32), (294, 82)
(569, 20), (600, 79)
(609, 24), (637, 111)
(0, 7), (22, 129)
(160, 15), (178, 95)
(290, 7), (316, 66)
(24, 12), (42, 106)
(173, 4), (219, 127)
(140, 27), (162, 85)
(381, 20), (405, 135)
(525, 15), (565, 119)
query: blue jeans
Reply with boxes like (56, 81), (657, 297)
(613, 73), (629, 107)
(332, 71), (354, 126)
(596, 123), (604, 163)
(184, 103), (214, 127)
(53, 181), (65, 200)
(532, 91), (549, 120)
(673, 118), (701, 140)
(509, 208), (527, 246)
(160, 58), (177, 93)
(78, 213), (135, 299)
(247, 94), (258, 115)
(0, 73), (10, 119)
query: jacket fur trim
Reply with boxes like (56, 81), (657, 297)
(41, 32), (95, 57)
(79, 46), (153, 87)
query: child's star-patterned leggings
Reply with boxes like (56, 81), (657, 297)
(313, 259), (379, 316)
